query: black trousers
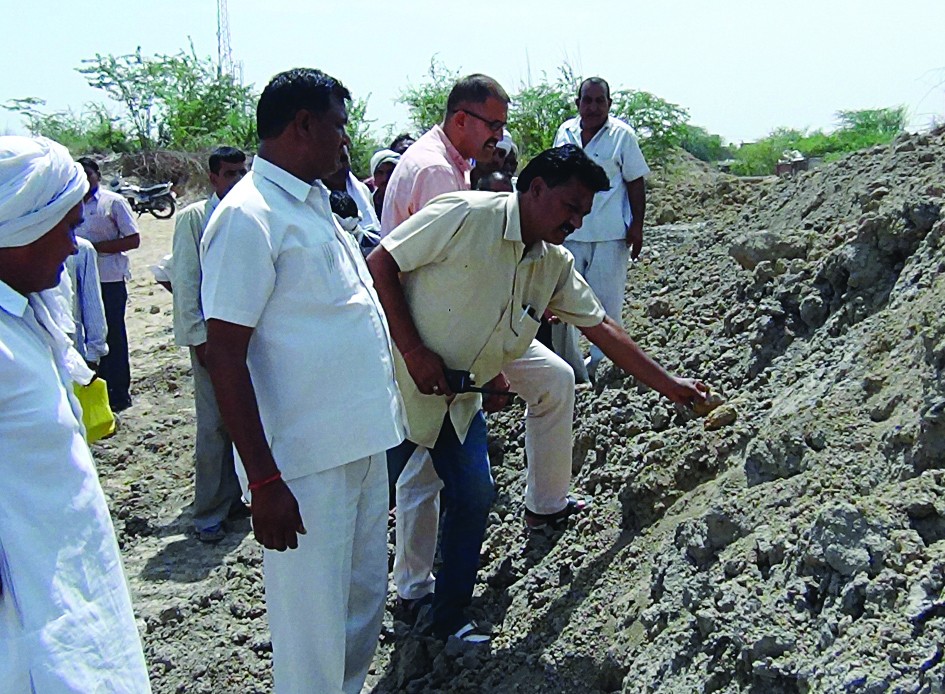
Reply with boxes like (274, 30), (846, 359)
(99, 281), (131, 408)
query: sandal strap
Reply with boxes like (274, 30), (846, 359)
(453, 621), (491, 643)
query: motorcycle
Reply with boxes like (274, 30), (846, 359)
(109, 177), (176, 219)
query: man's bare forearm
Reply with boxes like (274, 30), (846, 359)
(580, 316), (676, 395)
(626, 178), (645, 228)
(366, 246), (453, 395)
(205, 319), (278, 482)
(94, 234), (140, 254)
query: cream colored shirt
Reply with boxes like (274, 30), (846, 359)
(172, 194), (219, 347)
(382, 191), (605, 447)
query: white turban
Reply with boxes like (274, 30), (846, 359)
(496, 129), (515, 155)
(0, 136), (88, 248)
(369, 149), (401, 176)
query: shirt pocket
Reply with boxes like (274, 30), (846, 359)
(278, 242), (359, 305)
(600, 158), (621, 183)
(504, 304), (541, 359)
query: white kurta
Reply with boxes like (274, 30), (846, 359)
(0, 279), (150, 693)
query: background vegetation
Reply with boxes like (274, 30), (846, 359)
(4, 46), (910, 179)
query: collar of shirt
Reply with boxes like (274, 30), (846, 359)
(569, 115), (613, 144)
(432, 125), (473, 175)
(251, 155), (327, 205)
(0, 278), (27, 318)
(502, 194), (547, 263)
(207, 192), (221, 216)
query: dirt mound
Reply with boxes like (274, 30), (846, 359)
(118, 150), (220, 205)
(370, 130), (945, 692)
(93, 129), (945, 693)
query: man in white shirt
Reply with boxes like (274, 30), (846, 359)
(553, 77), (651, 382)
(172, 145), (248, 543)
(0, 135), (150, 692)
(75, 156), (140, 410)
(201, 68), (405, 694)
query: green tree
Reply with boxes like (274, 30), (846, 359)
(77, 43), (257, 151)
(680, 124), (732, 162)
(610, 89), (689, 164)
(508, 66), (577, 163)
(4, 97), (131, 154)
(397, 57), (458, 134)
(347, 96), (382, 179)
(836, 107), (906, 135)
(77, 47), (167, 150)
(153, 47), (256, 150)
(730, 127), (806, 176)
(729, 106), (906, 176)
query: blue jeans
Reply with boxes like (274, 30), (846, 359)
(386, 412), (494, 637)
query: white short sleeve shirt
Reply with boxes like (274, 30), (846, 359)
(200, 156), (405, 479)
(554, 116), (650, 243)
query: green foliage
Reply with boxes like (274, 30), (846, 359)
(836, 107), (906, 134)
(78, 43), (257, 152)
(729, 107), (906, 176)
(610, 89), (689, 164)
(153, 46), (257, 150)
(4, 97), (131, 154)
(398, 59), (689, 167)
(347, 97), (382, 179)
(508, 65), (577, 163)
(681, 124), (732, 163)
(729, 127), (806, 176)
(397, 57), (458, 134)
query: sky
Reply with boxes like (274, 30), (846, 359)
(2, 0), (943, 145)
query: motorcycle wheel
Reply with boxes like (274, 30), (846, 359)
(150, 195), (176, 219)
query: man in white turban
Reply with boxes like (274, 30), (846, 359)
(0, 136), (151, 692)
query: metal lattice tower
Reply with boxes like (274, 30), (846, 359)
(216, 0), (234, 78)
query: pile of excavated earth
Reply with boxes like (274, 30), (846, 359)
(96, 128), (945, 693)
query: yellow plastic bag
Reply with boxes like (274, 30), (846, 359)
(73, 377), (116, 444)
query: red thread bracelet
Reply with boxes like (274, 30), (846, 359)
(248, 471), (282, 492)
(401, 344), (422, 359)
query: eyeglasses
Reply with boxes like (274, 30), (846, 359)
(457, 109), (506, 133)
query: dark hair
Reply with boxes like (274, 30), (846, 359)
(256, 68), (351, 140)
(578, 77), (611, 101)
(208, 146), (246, 174)
(329, 190), (359, 219)
(475, 171), (513, 192)
(516, 145), (610, 194)
(445, 74), (509, 114)
(77, 157), (99, 174)
(388, 133), (415, 154)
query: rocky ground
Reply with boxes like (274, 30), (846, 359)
(96, 129), (945, 693)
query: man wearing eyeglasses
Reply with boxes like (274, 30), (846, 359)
(381, 75), (591, 633)
(381, 74), (508, 232)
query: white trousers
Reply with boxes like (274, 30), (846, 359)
(393, 340), (575, 599)
(556, 239), (630, 375)
(264, 454), (388, 694)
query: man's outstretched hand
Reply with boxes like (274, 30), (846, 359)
(663, 377), (710, 409)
